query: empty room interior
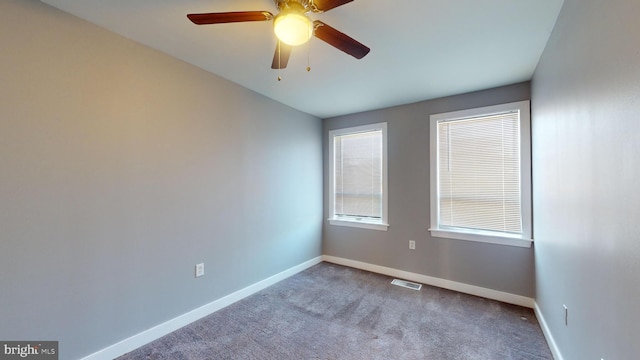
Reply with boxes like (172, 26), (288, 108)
(1, 0), (639, 359)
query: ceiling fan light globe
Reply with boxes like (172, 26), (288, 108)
(274, 12), (313, 46)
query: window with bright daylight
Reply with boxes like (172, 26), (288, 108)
(329, 123), (388, 231)
(429, 101), (532, 247)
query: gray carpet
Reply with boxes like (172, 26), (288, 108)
(117, 263), (552, 360)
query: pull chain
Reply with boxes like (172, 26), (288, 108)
(277, 40), (282, 81)
(306, 39), (311, 72)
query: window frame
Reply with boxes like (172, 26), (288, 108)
(328, 122), (389, 231)
(429, 101), (532, 247)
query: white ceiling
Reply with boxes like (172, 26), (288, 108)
(41, 0), (564, 119)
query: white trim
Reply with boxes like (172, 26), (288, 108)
(80, 256), (323, 360)
(520, 101), (533, 240)
(322, 255), (534, 308)
(429, 229), (532, 248)
(80, 255), (544, 360)
(328, 122), (388, 231)
(534, 302), (564, 360)
(329, 218), (389, 231)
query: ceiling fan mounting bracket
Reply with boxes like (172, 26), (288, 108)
(308, 0), (324, 13)
(263, 11), (275, 20)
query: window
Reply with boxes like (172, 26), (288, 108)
(429, 101), (532, 247)
(329, 123), (388, 231)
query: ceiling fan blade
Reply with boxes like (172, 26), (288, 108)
(313, 21), (370, 59)
(271, 42), (292, 69)
(312, 0), (354, 12)
(187, 11), (273, 25)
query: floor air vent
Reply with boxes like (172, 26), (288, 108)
(391, 279), (422, 291)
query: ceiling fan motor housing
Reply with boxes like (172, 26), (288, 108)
(275, 0), (315, 13)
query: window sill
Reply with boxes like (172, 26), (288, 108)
(329, 219), (389, 231)
(428, 228), (532, 248)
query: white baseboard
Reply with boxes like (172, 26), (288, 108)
(534, 302), (564, 360)
(81, 256), (323, 360)
(322, 255), (535, 308)
(81, 255), (542, 360)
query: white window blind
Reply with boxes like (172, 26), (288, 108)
(429, 100), (532, 248)
(329, 122), (388, 231)
(437, 112), (522, 234)
(334, 129), (383, 220)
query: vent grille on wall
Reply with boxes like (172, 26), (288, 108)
(391, 279), (422, 291)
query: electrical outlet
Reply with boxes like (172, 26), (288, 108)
(195, 263), (205, 278)
(563, 304), (568, 326)
(409, 240), (416, 250)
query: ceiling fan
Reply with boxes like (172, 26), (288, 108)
(187, 0), (370, 70)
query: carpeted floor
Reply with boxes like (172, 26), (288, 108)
(117, 263), (552, 360)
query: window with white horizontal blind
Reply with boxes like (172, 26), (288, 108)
(429, 101), (532, 247)
(329, 123), (388, 231)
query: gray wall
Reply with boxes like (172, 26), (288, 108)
(531, 0), (640, 358)
(323, 82), (535, 297)
(0, 1), (322, 359)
